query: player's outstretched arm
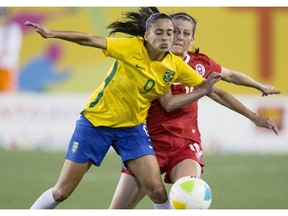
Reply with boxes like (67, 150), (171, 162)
(221, 66), (281, 96)
(208, 87), (279, 135)
(159, 72), (222, 112)
(24, 21), (107, 49)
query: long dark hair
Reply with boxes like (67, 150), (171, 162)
(107, 7), (171, 38)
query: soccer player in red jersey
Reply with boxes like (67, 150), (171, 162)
(109, 10), (280, 209)
(26, 8), (223, 210)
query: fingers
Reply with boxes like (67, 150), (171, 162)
(206, 72), (222, 86)
(261, 90), (281, 97)
(271, 122), (279, 135)
(257, 117), (279, 136)
(271, 120), (279, 135)
(24, 21), (39, 31)
(24, 21), (40, 31)
(267, 118), (279, 135)
(209, 72), (223, 80)
(272, 126), (279, 135)
(261, 92), (268, 97)
(24, 21), (34, 27)
(262, 83), (281, 95)
(273, 90), (281, 94)
(24, 21), (47, 38)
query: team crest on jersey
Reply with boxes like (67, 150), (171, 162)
(195, 63), (206, 77)
(163, 70), (175, 83)
(72, 142), (79, 153)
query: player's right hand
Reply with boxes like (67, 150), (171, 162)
(205, 72), (223, 92)
(24, 21), (51, 38)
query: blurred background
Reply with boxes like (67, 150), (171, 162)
(1, 6), (287, 152)
(0, 7), (287, 209)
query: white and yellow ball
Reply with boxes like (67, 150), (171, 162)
(170, 176), (212, 209)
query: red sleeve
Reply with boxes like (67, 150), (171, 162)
(187, 51), (222, 78)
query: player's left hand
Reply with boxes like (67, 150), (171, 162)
(261, 83), (281, 97)
(254, 115), (279, 135)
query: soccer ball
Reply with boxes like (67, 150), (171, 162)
(169, 176), (212, 209)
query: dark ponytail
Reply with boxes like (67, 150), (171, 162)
(107, 7), (169, 38)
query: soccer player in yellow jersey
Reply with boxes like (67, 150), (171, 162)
(109, 9), (281, 209)
(25, 8), (222, 209)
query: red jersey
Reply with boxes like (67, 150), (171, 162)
(146, 51), (222, 143)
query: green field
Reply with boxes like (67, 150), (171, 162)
(0, 149), (288, 209)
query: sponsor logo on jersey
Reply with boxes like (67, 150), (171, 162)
(136, 64), (145, 70)
(72, 142), (79, 153)
(189, 143), (203, 160)
(163, 70), (175, 82)
(195, 63), (206, 77)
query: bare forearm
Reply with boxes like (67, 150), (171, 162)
(224, 70), (263, 90)
(208, 87), (256, 121)
(221, 66), (281, 97)
(24, 21), (107, 49)
(208, 87), (279, 135)
(48, 30), (101, 47)
(160, 88), (208, 112)
(160, 73), (222, 112)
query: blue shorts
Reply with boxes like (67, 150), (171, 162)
(65, 115), (155, 166)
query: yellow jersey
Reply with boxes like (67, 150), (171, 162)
(82, 37), (203, 127)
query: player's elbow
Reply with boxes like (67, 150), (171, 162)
(164, 104), (175, 112)
(160, 100), (175, 112)
(222, 74), (233, 83)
